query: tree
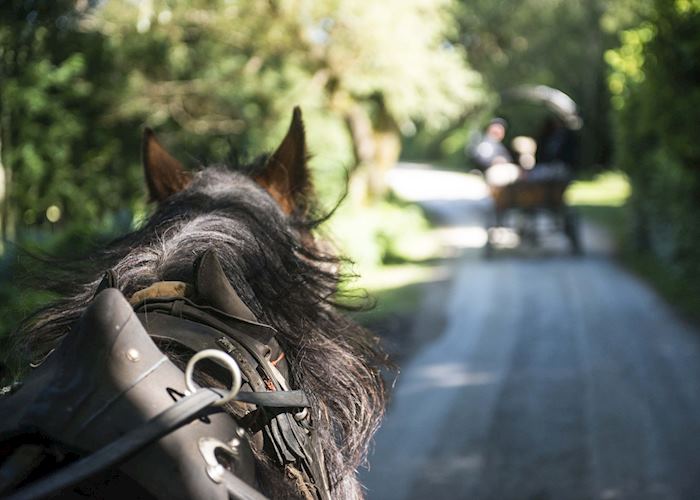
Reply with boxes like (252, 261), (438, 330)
(0, 0), (140, 251)
(93, 0), (483, 201)
(309, 0), (483, 197)
(607, 0), (700, 293)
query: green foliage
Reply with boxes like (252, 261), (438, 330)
(0, 0), (481, 342)
(93, 0), (481, 173)
(607, 0), (700, 301)
(0, 0), (482, 247)
(407, 0), (651, 169)
(327, 199), (439, 270)
(315, 0), (483, 131)
(565, 171), (630, 207)
(0, 1), (142, 241)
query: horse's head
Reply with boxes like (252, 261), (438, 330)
(143, 106), (311, 215)
(126, 108), (335, 319)
(9, 109), (386, 499)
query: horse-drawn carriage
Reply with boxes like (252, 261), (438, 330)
(476, 85), (583, 256)
(485, 176), (581, 256)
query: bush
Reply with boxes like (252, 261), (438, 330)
(607, 1), (700, 300)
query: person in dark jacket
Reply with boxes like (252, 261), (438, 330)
(526, 116), (578, 182)
(536, 116), (577, 166)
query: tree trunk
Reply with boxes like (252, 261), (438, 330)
(0, 106), (13, 254)
(342, 98), (401, 203)
(580, 0), (606, 168)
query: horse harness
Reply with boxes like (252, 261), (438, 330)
(0, 250), (331, 500)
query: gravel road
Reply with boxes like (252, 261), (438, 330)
(361, 165), (700, 500)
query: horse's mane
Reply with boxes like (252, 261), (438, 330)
(10, 164), (387, 499)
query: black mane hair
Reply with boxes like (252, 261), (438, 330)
(11, 163), (387, 499)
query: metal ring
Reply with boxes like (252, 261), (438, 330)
(185, 349), (242, 407)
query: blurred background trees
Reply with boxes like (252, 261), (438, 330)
(607, 0), (700, 305)
(0, 0), (699, 330)
(405, 0), (654, 169)
(0, 0), (141, 251)
(455, 0), (612, 168)
(1, 0), (481, 248)
(93, 0), (482, 201)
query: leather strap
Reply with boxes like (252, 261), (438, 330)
(237, 390), (309, 408)
(134, 307), (329, 500)
(5, 389), (233, 500)
(221, 468), (270, 500)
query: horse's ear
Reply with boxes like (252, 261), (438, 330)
(142, 127), (191, 203)
(193, 249), (257, 322)
(256, 107), (311, 214)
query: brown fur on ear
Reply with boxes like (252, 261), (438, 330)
(256, 107), (311, 214)
(142, 127), (192, 202)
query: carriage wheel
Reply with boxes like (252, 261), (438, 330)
(482, 207), (500, 259)
(517, 210), (538, 247)
(483, 238), (494, 259)
(564, 209), (582, 255)
(483, 227), (494, 259)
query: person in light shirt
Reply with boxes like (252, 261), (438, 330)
(467, 118), (521, 187)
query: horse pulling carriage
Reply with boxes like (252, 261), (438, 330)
(478, 85), (583, 257)
(0, 109), (386, 500)
(485, 176), (581, 256)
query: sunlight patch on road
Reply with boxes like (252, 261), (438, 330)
(434, 226), (489, 249)
(488, 227), (521, 248)
(355, 263), (451, 292)
(422, 453), (483, 482)
(388, 164), (489, 202)
(600, 488), (622, 499)
(402, 361), (496, 395)
(432, 226), (521, 253)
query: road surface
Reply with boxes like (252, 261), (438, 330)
(362, 165), (700, 500)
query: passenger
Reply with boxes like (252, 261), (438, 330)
(467, 118), (522, 187)
(527, 116), (577, 182)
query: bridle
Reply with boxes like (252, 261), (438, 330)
(131, 287), (331, 499)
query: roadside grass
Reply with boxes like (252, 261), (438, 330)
(565, 171), (632, 249)
(326, 198), (446, 325)
(623, 253), (700, 325)
(348, 262), (448, 326)
(326, 197), (441, 268)
(566, 170), (631, 207)
(567, 171), (700, 324)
